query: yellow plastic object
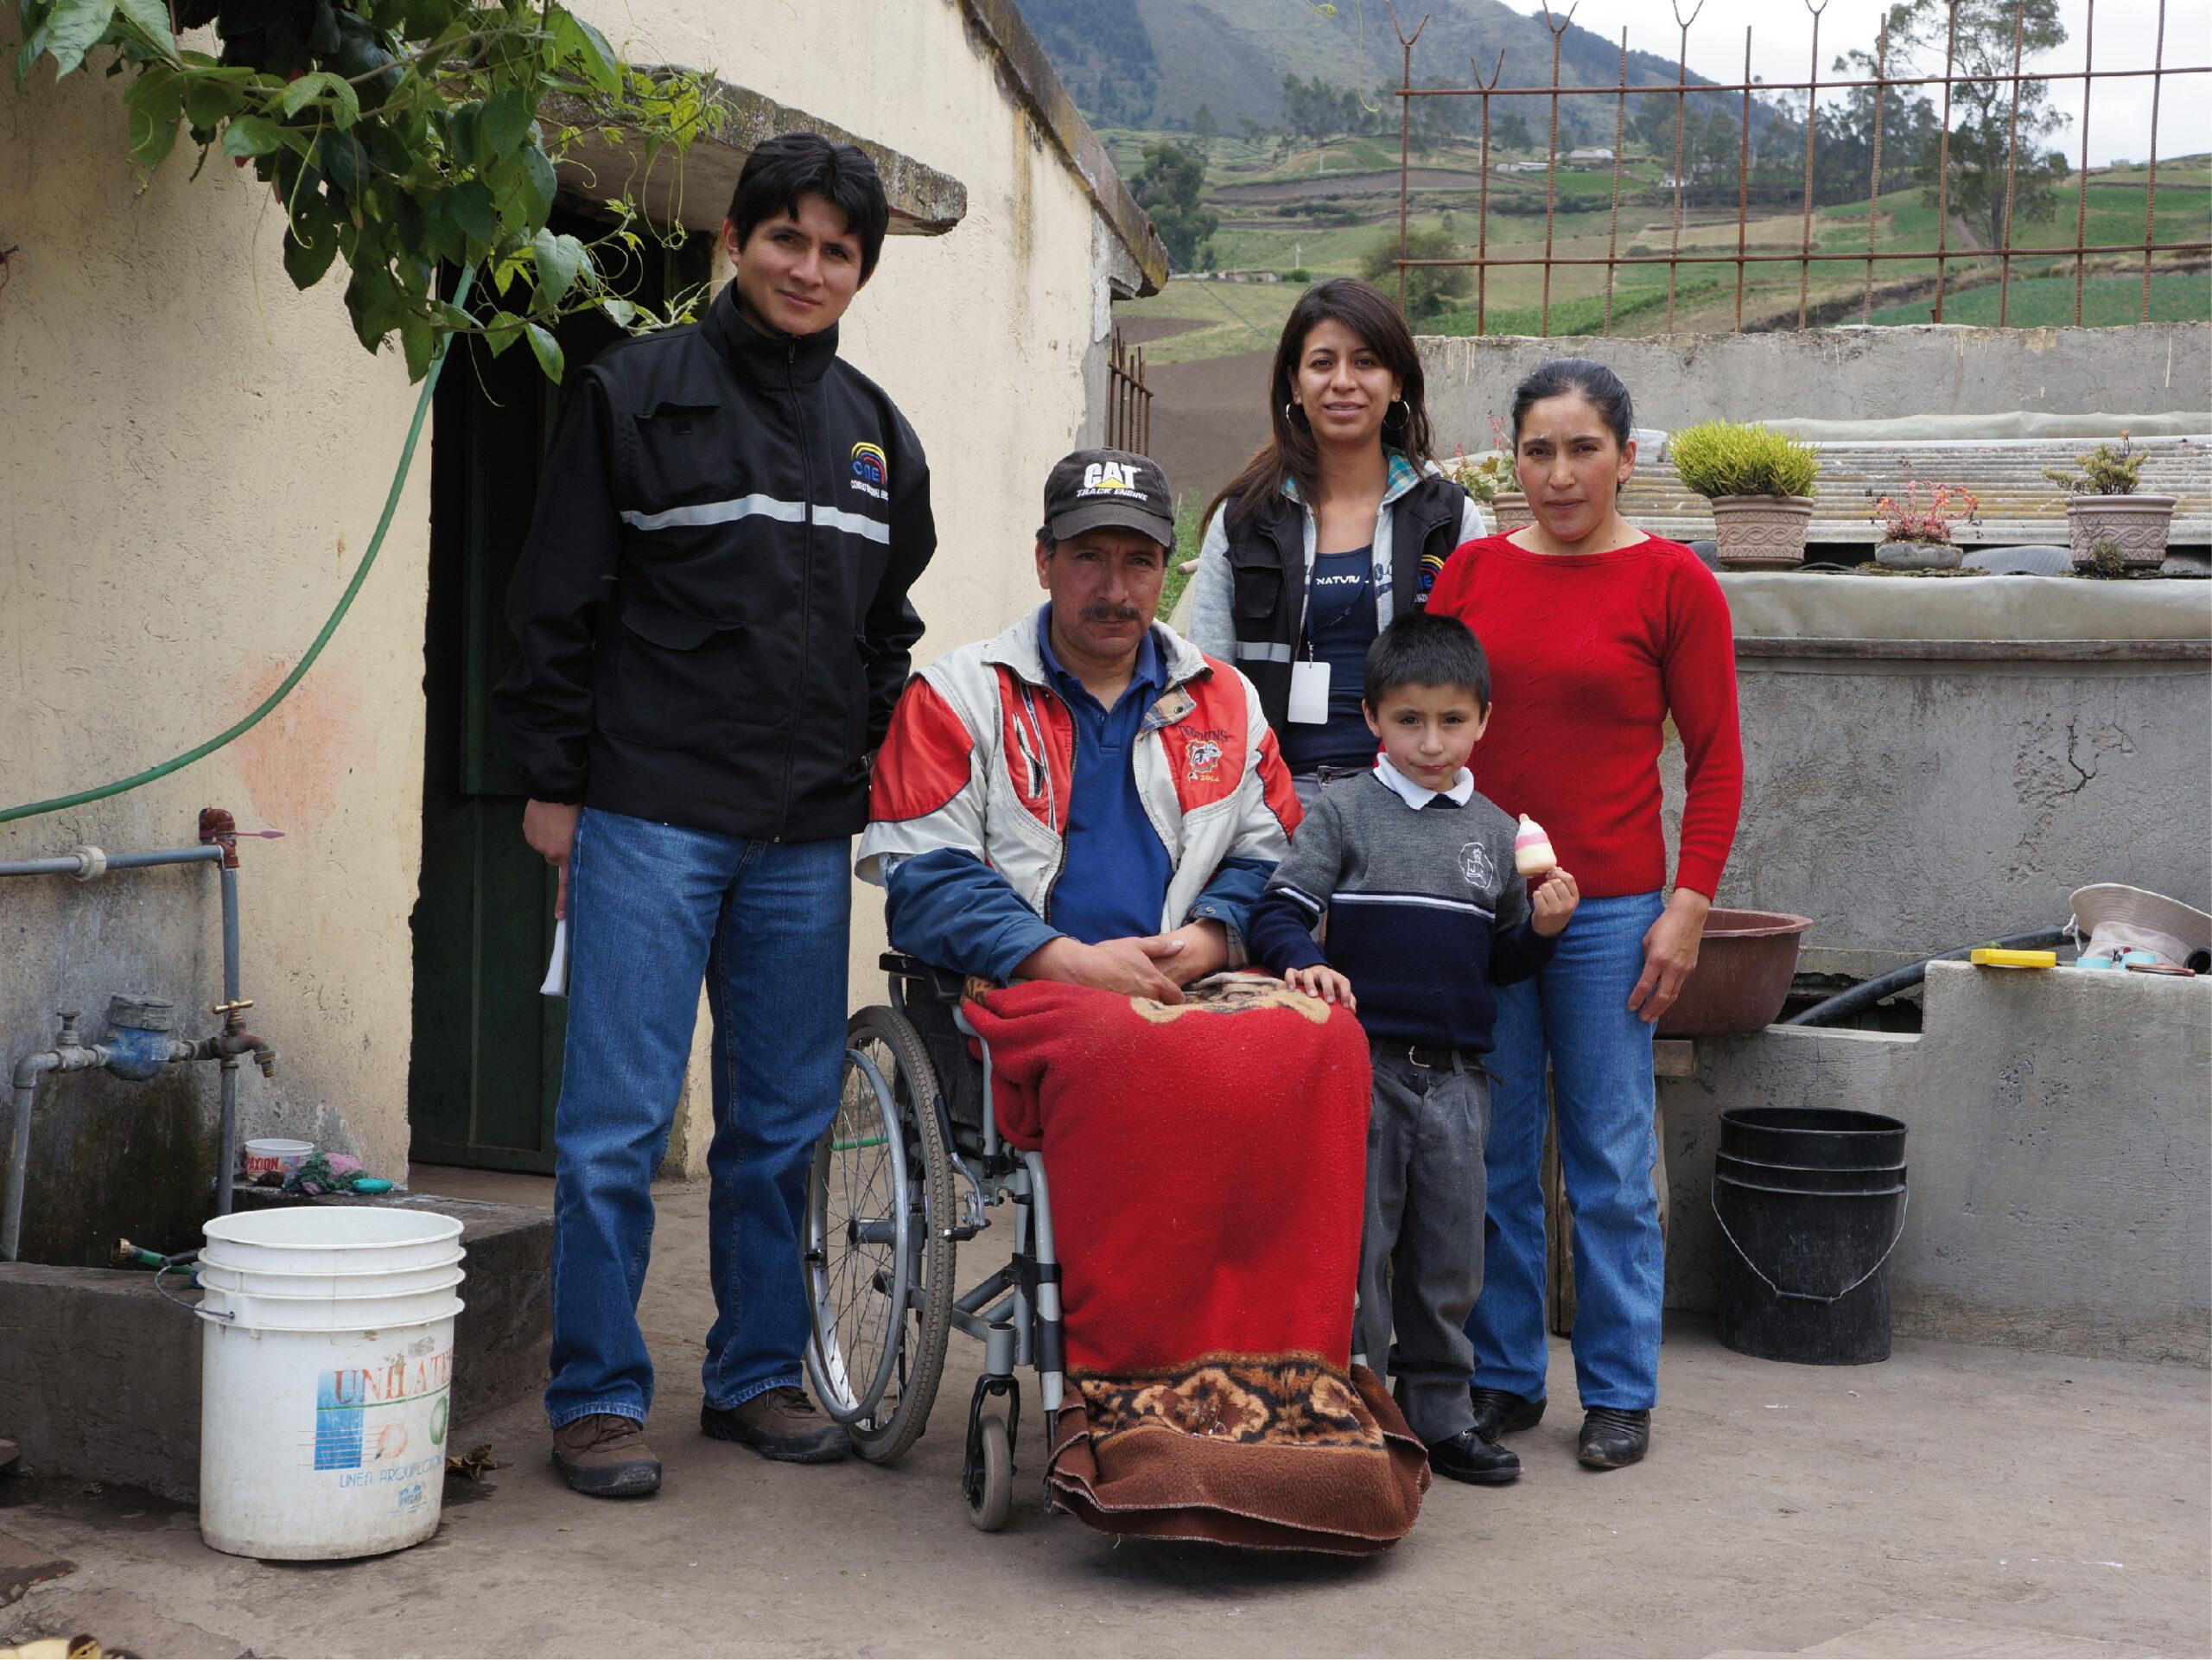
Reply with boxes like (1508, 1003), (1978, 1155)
(1968, 946), (2058, 969)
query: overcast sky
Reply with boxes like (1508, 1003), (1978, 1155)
(1486, 0), (2209, 167)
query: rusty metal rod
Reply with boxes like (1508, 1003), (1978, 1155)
(1864, 28), (1887, 325)
(1395, 241), (2212, 267)
(1666, 0), (1702, 331)
(1473, 50), (1503, 335)
(1605, 29), (1628, 334)
(1394, 65), (2208, 96)
(1738, 27), (1754, 330)
(2143, 0), (2166, 322)
(1538, 1), (1574, 334)
(1797, 1), (1824, 329)
(2073, 0), (2094, 326)
(1932, 0), (1959, 321)
(1996, 0), (2026, 327)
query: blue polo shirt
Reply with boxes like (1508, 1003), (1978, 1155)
(1035, 610), (1174, 944)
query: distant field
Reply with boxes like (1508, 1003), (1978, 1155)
(1103, 131), (2211, 355)
(1867, 270), (2212, 328)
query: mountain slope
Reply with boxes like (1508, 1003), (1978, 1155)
(1011, 0), (1704, 136)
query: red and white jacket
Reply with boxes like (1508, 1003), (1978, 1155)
(857, 607), (1301, 953)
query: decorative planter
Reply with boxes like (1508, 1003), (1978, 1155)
(2066, 494), (2177, 569)
(1490, 490), (1533, 532)
(1708, 494), (1815, 570)
(1876, 539), (1963, 571)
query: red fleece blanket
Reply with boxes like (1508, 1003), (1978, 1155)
(964, 974), (1429, 1554)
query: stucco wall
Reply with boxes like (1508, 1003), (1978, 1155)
(3, 0), (1146, 1212)
(1659, 963), (2212, 1364)
(0, 66), (434, 1231)
(1658, 576), (2212, 975)
(1421, 321), (2212, 438)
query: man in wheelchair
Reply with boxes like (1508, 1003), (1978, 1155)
(846, 449), (1428, 1552)
(856, 446), (1298, 993)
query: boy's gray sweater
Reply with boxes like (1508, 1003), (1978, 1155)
(1247, 770), (1556, 1054)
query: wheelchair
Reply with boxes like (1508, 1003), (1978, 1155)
(801, 953), (1065, 1531)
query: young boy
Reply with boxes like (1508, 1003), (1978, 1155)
(1247, 610), (1579, 1487)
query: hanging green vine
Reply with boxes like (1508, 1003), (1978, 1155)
(11, 0), (712, 379)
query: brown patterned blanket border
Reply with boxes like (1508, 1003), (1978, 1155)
(1046, 1354), (1431, 1555)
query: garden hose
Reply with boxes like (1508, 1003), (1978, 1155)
(0, 265), (479, 825)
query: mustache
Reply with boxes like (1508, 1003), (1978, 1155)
(1080, 602), (1144, 624)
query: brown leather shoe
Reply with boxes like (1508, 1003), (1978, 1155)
(700, 1387), (851, 1463)
(550, 1414), (661, 1497)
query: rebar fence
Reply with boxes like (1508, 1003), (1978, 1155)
(1382, 0), (2210, 335)
(1105, 325), (1154, 453)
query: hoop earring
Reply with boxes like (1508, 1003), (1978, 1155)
(1284, 401), (1306, 427)
(1385, 398), (1412, 427)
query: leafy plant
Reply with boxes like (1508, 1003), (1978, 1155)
(1873, 480), (1980, 544)
(2044, 436), (2146, 497)
(1669, 421), (1823, 500)
(11, 0), (709, 380)
(2079, 533), (2131, 578)
(1440, 442), (1515, 506)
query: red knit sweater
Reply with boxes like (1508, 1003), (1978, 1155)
(1426, 532), (1744, 900)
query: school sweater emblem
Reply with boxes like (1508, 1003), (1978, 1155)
(1459, 840), (1497, 891)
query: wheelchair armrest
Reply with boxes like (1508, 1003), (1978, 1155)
(880, 951), (983, 1007)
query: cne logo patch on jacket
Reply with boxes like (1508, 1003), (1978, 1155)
(850, 442), (889, 501)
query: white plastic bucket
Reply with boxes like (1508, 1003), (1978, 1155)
(242, 1137), (314, 1180)
(196, 1207), (467, 1560)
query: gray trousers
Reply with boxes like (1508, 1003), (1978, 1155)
(1358, 1046), (1490, 1445)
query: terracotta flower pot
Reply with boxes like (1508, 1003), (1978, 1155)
(1875, 539), (1962, 571)
(2066, 494), (2177, 569)
(1707, 495), (1815, 571)
(1490, 490), (1534, 532)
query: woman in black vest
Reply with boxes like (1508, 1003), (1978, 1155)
(1186, 277), (1485, 801)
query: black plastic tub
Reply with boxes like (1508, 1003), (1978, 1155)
(1714, 1149), (1906, 1194)
(1719, 1106), (1907, 1170)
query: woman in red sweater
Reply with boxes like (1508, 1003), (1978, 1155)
(1425, 358), (1742, 1473)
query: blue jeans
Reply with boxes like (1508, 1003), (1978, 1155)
(544, 808), (849, 1429)
(1467, 890), (1666, 1411)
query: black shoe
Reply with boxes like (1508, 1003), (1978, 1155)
(1426, 1426), (1522, 1486)
(1468, 1386), (1546, 1440)
(550, 1414), (661, 1498)
(701, 1387), (852, 1464)
(1578, 1407), (1650, 1469)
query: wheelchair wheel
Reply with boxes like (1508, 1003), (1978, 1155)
(804, 1006), (957, 1465)
(964, 1415), (1014, 1533)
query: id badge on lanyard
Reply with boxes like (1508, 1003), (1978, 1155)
(1287, 659), (1331, 724)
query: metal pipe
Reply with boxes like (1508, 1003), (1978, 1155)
(3, 1056), (57, 1262)
(0, 844), (224, 880)
(218, 862), (242, 1216)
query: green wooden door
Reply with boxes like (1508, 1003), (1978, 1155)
(409, 225), (705, 1172)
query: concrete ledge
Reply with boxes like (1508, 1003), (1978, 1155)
(1660, 962), (2212, 1364)
(1719, 571), (2212, 642)
(0, 1193), (550, 1499)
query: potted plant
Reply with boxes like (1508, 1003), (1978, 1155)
(1872, 481), (1980, 570)
(1441, 441), (1525, 529)
(1441, 414), (1533, 531)
(2043, 436), (2176, 570)
(1669, 421), (1824, 569)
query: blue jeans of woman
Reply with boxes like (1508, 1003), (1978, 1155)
(1465, 890), (1666, 1410)
(543, 808), (850, 1429)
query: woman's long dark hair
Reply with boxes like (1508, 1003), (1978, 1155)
(1205, 277), (1435, 535)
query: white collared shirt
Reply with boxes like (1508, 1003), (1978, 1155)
(1374, 754), (1476, 809)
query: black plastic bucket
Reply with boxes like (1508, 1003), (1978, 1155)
(1719, 1106), (1906, 1169)
(1713, 1106), (1909, 1365)
(1714, 1150), (1906, 1194)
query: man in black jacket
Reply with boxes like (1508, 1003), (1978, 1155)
(491, 133), (935, 1498)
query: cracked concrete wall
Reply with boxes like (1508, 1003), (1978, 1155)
(1657, 576), (2212, 975)
(1660, 962), (2212, 1364)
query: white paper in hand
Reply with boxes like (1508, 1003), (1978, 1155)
(540, 918), (569, 998)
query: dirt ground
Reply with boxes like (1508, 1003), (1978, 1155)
(3, 1169), (2208, 1660)
(1147, 348), (1271, 511)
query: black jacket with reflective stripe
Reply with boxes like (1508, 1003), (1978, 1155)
(491, 285), (936, 843)
(1222, 476), (1469, 732)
